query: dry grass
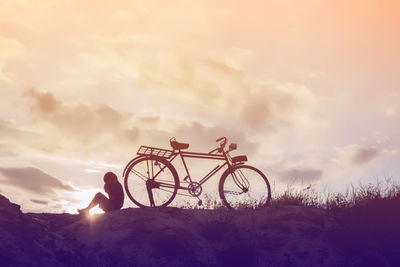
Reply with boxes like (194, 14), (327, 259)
(271, 178), (400, 211)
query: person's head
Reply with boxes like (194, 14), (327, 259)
(104, 172), (118, 184)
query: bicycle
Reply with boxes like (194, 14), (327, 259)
(122, 137), (271, 209)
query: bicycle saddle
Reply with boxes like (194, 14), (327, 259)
(170, 140), (189, 150)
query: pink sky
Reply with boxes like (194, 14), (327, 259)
(0, 0), (399, 212)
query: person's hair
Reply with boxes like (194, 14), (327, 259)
(104, 172), (118, 184)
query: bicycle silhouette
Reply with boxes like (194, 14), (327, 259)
(122, 137), (271, 209)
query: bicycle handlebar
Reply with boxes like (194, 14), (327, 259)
(216, 137), (227, 152)
(216, 137), (226, 142)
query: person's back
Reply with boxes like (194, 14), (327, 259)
(105, 180), (124, 209)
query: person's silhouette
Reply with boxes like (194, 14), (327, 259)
(78, 172), (124, 214)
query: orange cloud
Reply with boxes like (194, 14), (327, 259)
(0, 36), (25, 84)
(23, 88), (139, 145)
(136, 51), (318, 131)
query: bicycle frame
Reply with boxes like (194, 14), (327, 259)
(167, 149), (232, 191)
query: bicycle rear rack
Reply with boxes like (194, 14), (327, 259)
(137, 146), (174, 159)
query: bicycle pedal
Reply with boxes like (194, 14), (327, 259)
(198, 200), (202, 206)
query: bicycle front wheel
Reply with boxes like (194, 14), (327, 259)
(124, 156), (179, 208)
(219, 165), (271, 209)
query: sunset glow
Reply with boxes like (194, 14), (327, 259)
(0, 1), (399, 212)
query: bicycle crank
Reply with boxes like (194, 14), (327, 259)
(188, 182), (202, 197)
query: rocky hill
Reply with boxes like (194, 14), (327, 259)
(0, 194), (398, 266)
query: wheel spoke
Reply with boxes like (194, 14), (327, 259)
(130, 168), (148, 181)
(157, 182), (176, 189)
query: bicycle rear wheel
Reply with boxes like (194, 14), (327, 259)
(219, 165), (271, 209)
(124, 156), (179, 208)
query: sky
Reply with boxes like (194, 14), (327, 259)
(0, 0), (399, 213)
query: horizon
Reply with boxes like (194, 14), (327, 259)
(0, 0), (399, 213)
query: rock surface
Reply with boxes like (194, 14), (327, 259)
(1, 194), (398, 266)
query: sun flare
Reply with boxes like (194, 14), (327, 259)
(89, 206), (104, 216)
(72, 188), (105, 215)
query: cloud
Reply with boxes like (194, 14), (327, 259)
(0, 167), (73, 195)
(21, 89), (261, 160)
(351, 146), (380, 165)
(136, 51), (318, 131)
(241, 82), (318, 130)
(0, 120), (40, 155)
(23, 88), (140, 145)
(333, 145), (382, 168)
(0, 120), (25, 138)
(174, 121), (257, 154)
(0, 144), (18, 157)
(138, 53), (227, 102)
(139, 116), (160, 125)
(0, 36), (25, 84)
(30, 199), (48, 205)
(24, 89), (60, 113)
(278, 168), (323, 183)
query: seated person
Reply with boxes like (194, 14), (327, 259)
(78, 172), (124, 214)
